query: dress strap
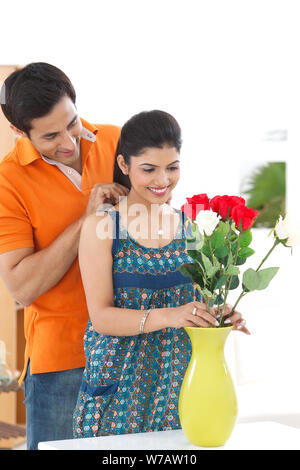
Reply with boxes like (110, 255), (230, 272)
(180, 209), (194, 239)
(175, 208), (187, 239)
(181, 209), (186, 239)
(101, 208), (120, 256)
(106, 207), (186, 253)
(113, 210), (120, 256)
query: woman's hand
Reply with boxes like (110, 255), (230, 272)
(165, 301), (250, 334)
(216, 304), (251, 335)
(167, 301), (219, 329)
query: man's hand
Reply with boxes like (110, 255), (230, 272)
(84, 183), (129, 217)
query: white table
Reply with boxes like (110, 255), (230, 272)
(38, 421), (300, 450)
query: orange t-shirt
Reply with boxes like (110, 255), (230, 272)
(0, 118), (120, 383)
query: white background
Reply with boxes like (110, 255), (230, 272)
(1, 0), (300, 420)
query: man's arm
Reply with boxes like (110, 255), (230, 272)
(0, 214), (85, 306)
(0, 182), (129, 306)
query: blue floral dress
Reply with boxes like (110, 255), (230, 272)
(73, 208), (201, 438)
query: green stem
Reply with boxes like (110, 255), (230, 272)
(220, 288), (230, 327)
(255, 239), (280, 272)
(220, 236), (240, 326)
(228, 238), (280, 317)
(217, 291), (222, 316)
(208, 237), (213, 257)
(229, 290), (247, 315)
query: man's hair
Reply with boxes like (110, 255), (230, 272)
(0, 62), (76, 135)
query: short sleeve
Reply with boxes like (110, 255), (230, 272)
(0, 172), (34, 255)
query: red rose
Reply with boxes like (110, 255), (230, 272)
(227, 196), (246, 216)
(231, 205), (259, 231)
(210, 195), (246, 220)
(181, 193), (210, 220)
(210, 195), (231, 220)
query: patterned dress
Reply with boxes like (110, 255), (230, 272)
(73, 208), (201, 438)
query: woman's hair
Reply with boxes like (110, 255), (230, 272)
(0, 62), (76, 136)
(113, 110), (182, 190)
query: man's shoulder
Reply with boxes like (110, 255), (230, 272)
(94, 123), (121, 140)
(0, 148), (21, 178)
(80, 118), (120, 147)
(0, 146), (17, 164)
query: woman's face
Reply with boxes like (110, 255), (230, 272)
(118, 145), (180, 205)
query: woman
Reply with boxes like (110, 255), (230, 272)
(73, 110), (248, 438)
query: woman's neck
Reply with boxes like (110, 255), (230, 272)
(116, 190), (172, 217)
(114, 190), (178, 247)
(124, 189), (154, 212)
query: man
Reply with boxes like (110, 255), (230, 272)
(0, 62), (128, 449)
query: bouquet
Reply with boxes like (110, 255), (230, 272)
(180, 193), (298, 327)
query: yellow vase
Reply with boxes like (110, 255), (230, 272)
(179, 326), (238, 447)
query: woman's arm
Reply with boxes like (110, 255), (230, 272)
(79, 212), (166, 335)
(79, 213), (218, 336)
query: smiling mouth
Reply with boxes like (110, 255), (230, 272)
(147, 185), (170, 195)
(59, 150), (75, 157)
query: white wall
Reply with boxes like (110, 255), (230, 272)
(1, 0), (300, 415)
(2, 0), (299, 204)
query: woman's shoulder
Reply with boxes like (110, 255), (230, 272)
(81, 209), (115, 243)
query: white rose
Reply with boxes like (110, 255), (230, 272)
(274, 214), (300, 247)
(196, 210), (220, 236)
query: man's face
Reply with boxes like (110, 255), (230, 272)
(27, 95), (82, 167)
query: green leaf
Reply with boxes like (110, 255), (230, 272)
(214, 246), (229, 259)
(226, 265), (240, 275)
(179, 263), (200, 278)
(218, 220), (230, 237)
(215, 294), (224, 305)
(242, 268), (259, 291)
(201, 253), (219, 279)
(212, 255), (221, 268)
(214, 274), (227, 289)
(241, 266), (280, 292)
(180, 263), (206, 289)
(201, 252), (213, 271)
(187, 250), (203, 265)
(202, 288), (213, 297)
(179, 264), (194, 279)
(235, 256), (247, 265)
(224, 251), (233, 267)
(187, 225), (204, 250)
(211, 230), (225, 249)
(186, 236), (196, 245)
(229, 275), (239, 290)
(231, 241), (238, 255)
(239, 247), (255, 258)
(201, 244), (211, 258)
(228, 233), (238, 242)
(256, 267), (279, 290)
(239, 229), (253, 247)
(208, 266), (220, 278)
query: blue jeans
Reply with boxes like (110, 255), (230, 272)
(24, 362), (84, 450)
